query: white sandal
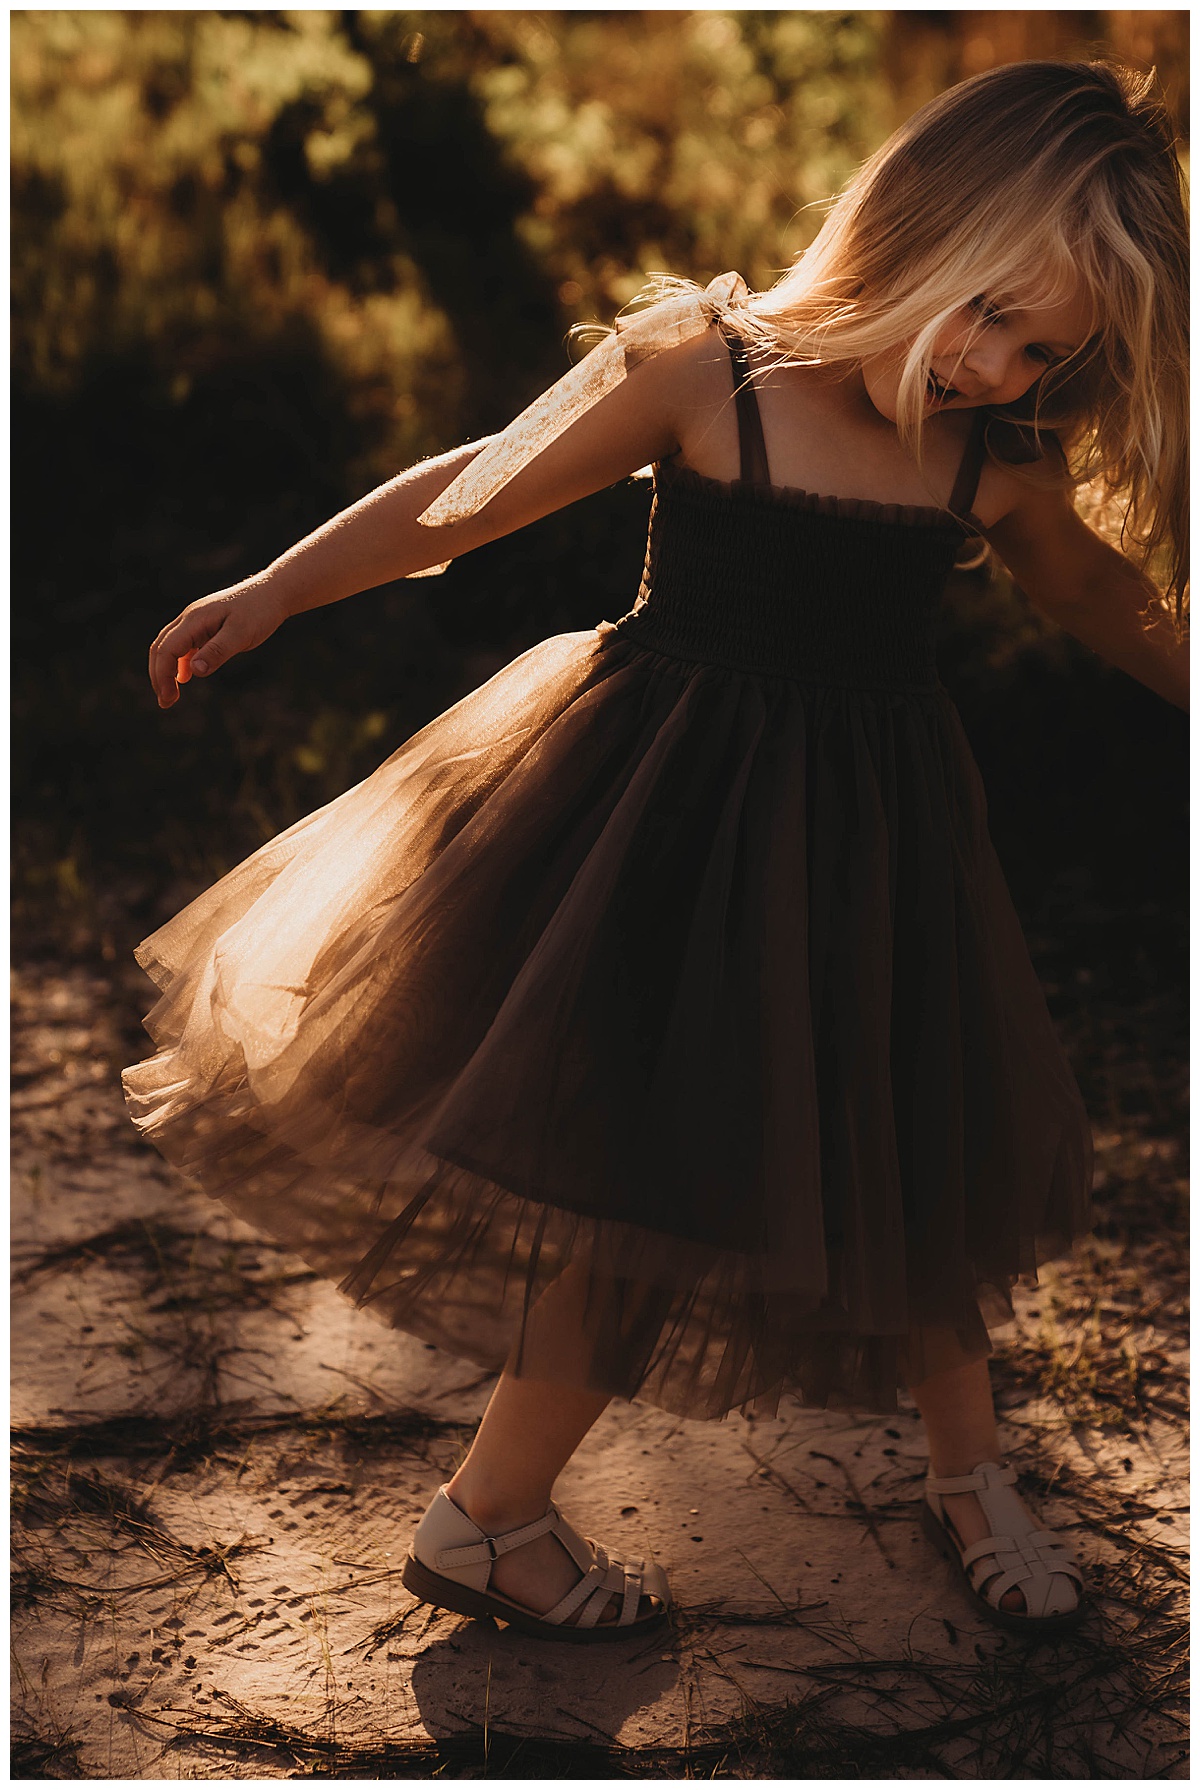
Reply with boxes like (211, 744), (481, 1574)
(401, 1485), (671, 1643)
(922, 1460), (1086, 1634)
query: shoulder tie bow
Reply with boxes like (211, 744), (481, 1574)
(408, 271), (749, 573)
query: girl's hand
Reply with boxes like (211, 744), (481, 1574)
(148, 578), (289, 709)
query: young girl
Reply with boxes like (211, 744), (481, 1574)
(125, 60), (1188, 1644)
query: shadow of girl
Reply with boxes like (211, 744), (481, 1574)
(408, 1619), (680, 1752)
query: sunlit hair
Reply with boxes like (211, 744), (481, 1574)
(631, 60), (1189, 617)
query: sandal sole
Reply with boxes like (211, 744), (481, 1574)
(921, 1501), (1087, 1635)
(400, 1550), (669, 1644)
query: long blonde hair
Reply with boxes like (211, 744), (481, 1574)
(636, 61), (1189, 618)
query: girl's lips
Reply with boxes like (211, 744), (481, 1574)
(926, 370), (960, 404)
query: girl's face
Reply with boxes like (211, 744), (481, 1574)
(862, 277), (1094, 421)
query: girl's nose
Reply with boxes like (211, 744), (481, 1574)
(959, 335), (1014, 394)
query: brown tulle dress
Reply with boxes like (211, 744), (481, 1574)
(122, 326), (1095, 1419)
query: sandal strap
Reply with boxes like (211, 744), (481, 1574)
(543, 1561), (611, 1626)
(542, 1537), (651, 1631)
(543, 1546), (623, 1628)
(418, 1489), (665, 1631)
(579, 1557), (649, 1630)
(619, 1557), (644, 1627)
(981, 1565), (1030, 1606)
(924, 1464), (1084, 1621)
(962, 1530), (1080, 1574)
(972, 1549), (1084, 1618)
(576, 1572), (625, 1629)
(434, 1505), (558, 1572)
(926, 1461), (1017, 1496)
(964, 1534), (1083, 1603)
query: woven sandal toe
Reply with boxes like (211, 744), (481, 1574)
(923, 1460), (1086, 1634)
(401, 1486), (670, 1643)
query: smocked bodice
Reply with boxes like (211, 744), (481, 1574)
(606, 459), (972, 694)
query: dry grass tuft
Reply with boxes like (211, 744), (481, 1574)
(12, 1451), (267, 1614)
(13, 1403), (462, 1473)
(10, 1718), (88, 1780)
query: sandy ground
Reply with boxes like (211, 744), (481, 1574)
(11, 956), (1188, 1779)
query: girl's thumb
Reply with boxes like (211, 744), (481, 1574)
(192, 633), (229, 676)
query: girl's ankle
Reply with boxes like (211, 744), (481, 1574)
(928, 1452), (1004, 1479)
(444, 1475), (552, 1536)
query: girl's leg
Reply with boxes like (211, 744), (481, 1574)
(907, 1348), (1027, 1614)
(442, 1262), (655, 1619)
(447, 1369), (611, 1615)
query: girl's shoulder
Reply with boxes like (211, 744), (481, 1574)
(975, 420), (1072, 530)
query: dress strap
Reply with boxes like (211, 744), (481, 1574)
(947, 409), (988, 525)
(720, 323), (771, 486)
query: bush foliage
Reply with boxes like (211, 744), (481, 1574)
(11, 10), (1188, 957)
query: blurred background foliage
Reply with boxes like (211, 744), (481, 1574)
(11, 9), (1188, 969)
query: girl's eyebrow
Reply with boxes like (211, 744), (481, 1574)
(1004, 317), (1087, 358)
(977, 297), (1088, 359)
(1015, 309), (1092, 358)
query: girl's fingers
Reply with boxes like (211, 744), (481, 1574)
(188, 620), (240, 676)
(149, 586), (278, 706)
(152, 630), (197, 705)
(149, 607), (231, 704)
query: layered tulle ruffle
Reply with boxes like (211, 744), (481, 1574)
(123, 625), (1093, 1418)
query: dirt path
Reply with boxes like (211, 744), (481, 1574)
(11, 951), (1188, 1778)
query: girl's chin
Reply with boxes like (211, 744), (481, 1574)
(860, 379), (900, 423)
(864, 380), (970, 421)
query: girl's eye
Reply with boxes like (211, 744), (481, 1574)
(969, 297), (1058, 370)
(968, 294), (1002, 326)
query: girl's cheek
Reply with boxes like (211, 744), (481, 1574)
(938, 328), (969, 360)
(933, 316), (974, 361)
(1000, 368), (1041, 405)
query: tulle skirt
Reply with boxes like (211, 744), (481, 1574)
(122, 626), (1094, 1418)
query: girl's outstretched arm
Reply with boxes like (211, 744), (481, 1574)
(984, 488), (1189, 711)
(147, 334), (702, 708)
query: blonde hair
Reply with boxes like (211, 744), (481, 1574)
(636, 61), (1189, 618)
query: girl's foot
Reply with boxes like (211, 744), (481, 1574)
(403, 1486), (670, 1641)
(923, 1460), (1085, 1631)
(455, 1490), (652, 1624)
